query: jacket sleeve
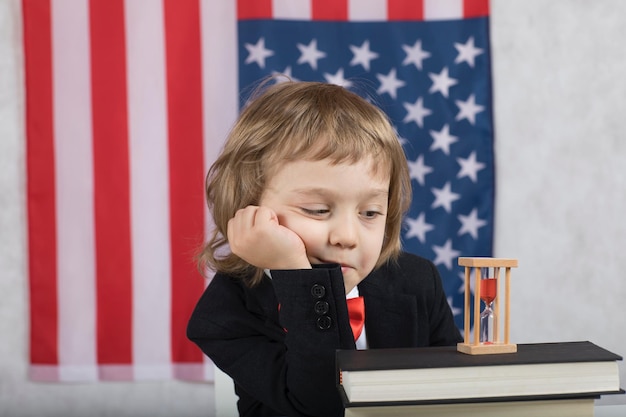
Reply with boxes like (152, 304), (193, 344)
(187, 265), (355, 417)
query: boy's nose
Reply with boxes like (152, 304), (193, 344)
(329, 215), (358, 248)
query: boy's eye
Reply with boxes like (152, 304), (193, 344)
(362, 210), (383, 219)
(301, 208), (330, 216)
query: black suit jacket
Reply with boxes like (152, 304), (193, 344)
(187, 252), (462, 417)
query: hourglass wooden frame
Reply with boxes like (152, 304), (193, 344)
(457, 257), (518, 355)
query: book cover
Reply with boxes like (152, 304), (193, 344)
(337, 341), (622, 372)
(336, 341), (623, 405)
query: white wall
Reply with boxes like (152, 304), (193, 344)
(491, 0), (626, 405)
(1, 0), (624, 415)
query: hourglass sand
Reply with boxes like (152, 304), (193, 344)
(457, 257), (518, 355)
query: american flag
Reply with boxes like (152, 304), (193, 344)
(23, 0), (492, 382)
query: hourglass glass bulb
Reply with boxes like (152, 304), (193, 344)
(479, 267), (497, 344)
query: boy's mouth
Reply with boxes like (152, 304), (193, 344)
(318, 259), (354, 272)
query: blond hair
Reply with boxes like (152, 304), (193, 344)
(200, 81), (411, 286)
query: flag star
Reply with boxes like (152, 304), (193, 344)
(447, 296), (463, 317)
(403, 97), (432, 128)
(455, 94), (485, 125)
(271, 66), (298, 83)
(349, 40), (379, 71)
(376, 68), (406, 99)
(324, 68), (353, 88)
(457, 151), (485, 182)
(458, 208), (488, 239)
(428, 67), (458, 98)
(408, 154), (433, 186)
(454, 36), (484, 68)
(244, 38), (274, 68)
(404, 212), (434, 243)
(402, 40), (431, 70)
(433, 239), (461, 270)
(431, 181), (460, 213)
(430, 124), (458, 155)
(297, 39), (326, 70)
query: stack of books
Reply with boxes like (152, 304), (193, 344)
(336, 341), (623, 417)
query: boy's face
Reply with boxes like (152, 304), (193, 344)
(260, 157), (389, 293)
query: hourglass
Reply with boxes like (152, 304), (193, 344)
(457, 257), (518, 355)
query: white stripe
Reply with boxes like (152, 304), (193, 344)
(273, 0), (310, 20)
(349, 0), (387, 21)
(52, 0), (97, 381)
(200, 0), (237, 174)
(424, 0), (463, 20)
(199, 0), (239, 382)
(125, 0), (172, 380)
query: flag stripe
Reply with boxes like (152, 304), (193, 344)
(23, 0), (58, 371)
(348, 0), (387, 21)
(89, 0), (133, 369)
(274, 0), (310, 20)
(163, 0), (206, 365)
(199, 0), (239, 380)
(312, 0), (347, 20)
(53, 0), (98, 380)
(199, 0), (238, 207)
(125, 0), (173, 379)
(464, 0), (489, 18)
(238, 0), (272, 19)
(424, 0), (463, 20)
(236, 0), (487, 21)
(388, 0), (424, 20)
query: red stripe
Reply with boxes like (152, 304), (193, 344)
(388, 0), (424, 21)
(22, 0), (58, 366)
(312, 0), (347, 20)
(237, 0), (272, 19)
(464, 0), (489, 17)
(163, 0), (206, 363)
(89, 0), (133, 365)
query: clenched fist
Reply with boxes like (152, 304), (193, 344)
(227, 206), (311, 271)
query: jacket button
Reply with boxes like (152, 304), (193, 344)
(310, 284), (326, 299)
(314, 301), (329, 315)
(317, 316), (332, 330)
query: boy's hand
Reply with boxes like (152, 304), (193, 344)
(227, 206), (311, 270)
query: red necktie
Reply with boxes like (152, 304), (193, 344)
(346, 296), (365, 341)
